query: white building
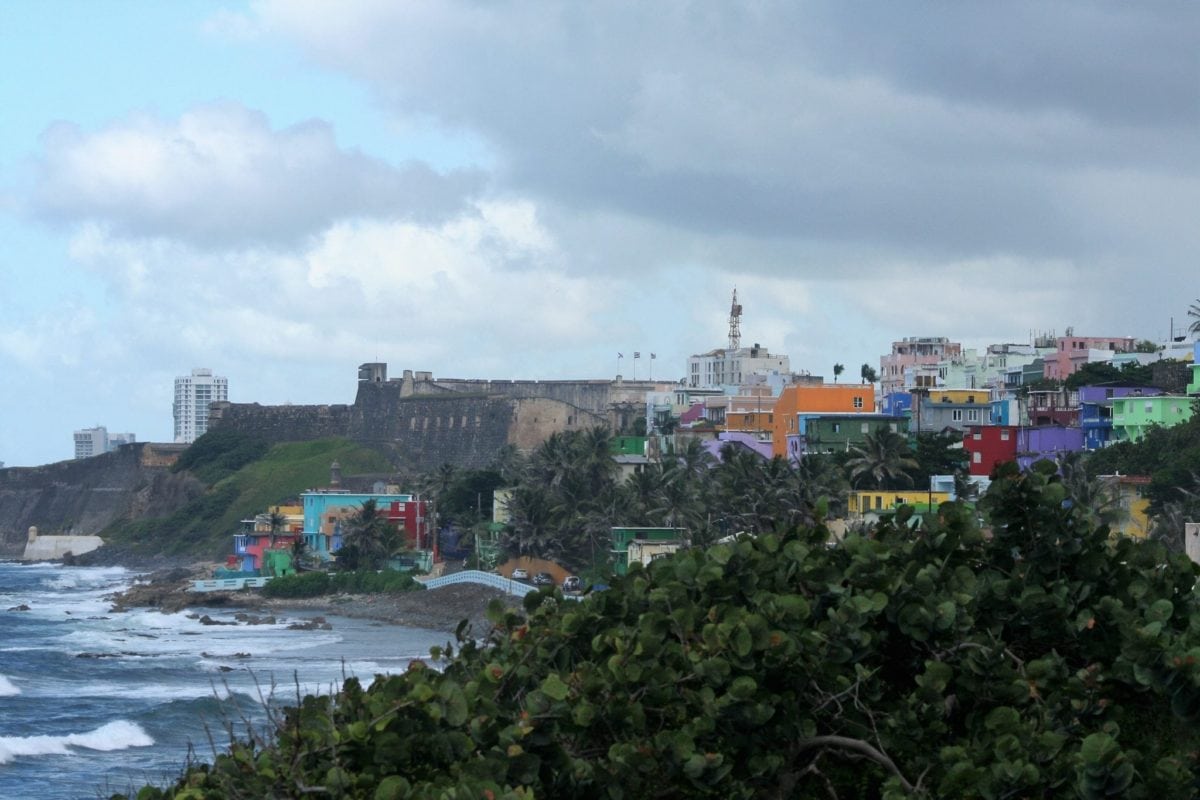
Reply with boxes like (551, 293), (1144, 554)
(173, 368), (228, 443)
(73, 426), (136, 459)
(687, 343), (790, 389)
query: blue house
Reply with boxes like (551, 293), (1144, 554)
(301, 489), (416, 556)
(1077, 384), (1164, 450)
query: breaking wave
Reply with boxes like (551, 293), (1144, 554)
(0, 720), (154, 765)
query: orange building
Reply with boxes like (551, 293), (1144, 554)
(772, 384), (876, 458)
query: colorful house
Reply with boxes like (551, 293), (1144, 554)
(1096, 474), (1152, 539)
(230, 505), (304, 574)
(772, 384), (875, 458)
(1044, 335), (1136, 381)
(786, 414), (907, 458)
(912, 389), (990, 434)
(301, 489), (431, 558)
(1015, 426), (1085, 471)
(1024, 388), (1079, 427)
(1078, 385), (1164, 450)
(610, 527), (687, 575)
(881, 392), (912, 417)
(1111, 395), (1195, 443)
(963, 425), (1018, 477)
(848, 490), (952, 518)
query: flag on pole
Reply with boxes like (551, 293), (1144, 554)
(634, 352), (641, 358)
(617, 352), (624, 359)
(650, 353), (656, 359)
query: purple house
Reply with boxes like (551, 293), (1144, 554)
(702, 431), (774, 462)
(1016, 426), (1085, 471)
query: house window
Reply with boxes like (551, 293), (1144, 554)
(973, 431), (982, 440)
(966, 409), (979, 422)
(833, 423), (841, 433)
(952, 409), (963, 421)
(973, 452), (982, 464)
(861, 423), (869, 433)
(1000, 429), (1010, 441)
(853, 397), (864, 409)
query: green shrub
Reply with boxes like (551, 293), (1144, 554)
(260, 571), (331, 598)
(261, 570), (424, 598)
(120, 466), (1200, 799)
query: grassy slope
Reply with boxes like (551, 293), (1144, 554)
(102, 438), (393, 560)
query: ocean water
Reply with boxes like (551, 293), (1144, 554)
(0, 560), (452, 799)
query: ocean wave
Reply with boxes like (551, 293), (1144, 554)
(0, 720), (153, 765)
(0, 675), (19, 696)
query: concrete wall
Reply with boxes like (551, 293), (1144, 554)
(23, 534), (104, 561)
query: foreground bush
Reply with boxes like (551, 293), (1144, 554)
(121, 466), (1200, 798)
(260, 570), (424, 599)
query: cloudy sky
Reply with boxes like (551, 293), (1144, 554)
(1, 1), (1197, 467)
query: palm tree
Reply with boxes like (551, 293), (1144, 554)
(265, 510), (287, 551)
(860, 363), (878, 385)
(343, 499), (399, 570)
(845, 429), (919, 489)
(833, 363), (844, 383)
(1188, 298), (1200, 336)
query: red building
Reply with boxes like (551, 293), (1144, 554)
(963, 425), (1018, 477)
(384, 499), (432, 552)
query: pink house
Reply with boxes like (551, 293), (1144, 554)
(1044, 335), (1135, 381)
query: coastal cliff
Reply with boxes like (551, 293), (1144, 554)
(0, 443), (203, 557)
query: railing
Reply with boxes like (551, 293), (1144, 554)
(417, 570), (535, 596)
(416, 570), (583, 600)
(190, 577), (273, 593)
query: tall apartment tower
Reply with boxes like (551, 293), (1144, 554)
(173, 368), (228, 443)
(74, 426), (136, 459)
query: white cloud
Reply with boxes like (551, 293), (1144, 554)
(55, 197), (606, 373)
(33, 103), (482, 248)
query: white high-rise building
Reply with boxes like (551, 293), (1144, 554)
(73, 426), (136, 459)
(173, 368), (228, 443)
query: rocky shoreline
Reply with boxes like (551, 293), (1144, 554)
(106, 564), (524, 637)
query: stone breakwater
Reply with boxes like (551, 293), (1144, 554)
(106, 565), (521, 636)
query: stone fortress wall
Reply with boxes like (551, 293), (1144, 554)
(208, 364), (677, 472)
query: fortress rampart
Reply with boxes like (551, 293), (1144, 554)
(208, 365), (673, 471)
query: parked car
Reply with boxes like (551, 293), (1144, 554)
(532, 572), (555, 586)
(561, 575), (582, 593)
(511, 568), (529, 580)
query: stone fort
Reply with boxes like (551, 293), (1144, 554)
(208, 364), (675, 471)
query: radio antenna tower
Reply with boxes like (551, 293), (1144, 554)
(728, 288), (743, 351)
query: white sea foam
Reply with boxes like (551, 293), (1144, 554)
(0, 720), (153, 765)
(0, 675), (19, 696)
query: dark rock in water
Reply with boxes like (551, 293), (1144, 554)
(234, 613), (276, 625)
(286, 616), (333, 631)
(8, 604), (30, 612)
(198, 614), (237, 626)
(217, 665), (234, 673)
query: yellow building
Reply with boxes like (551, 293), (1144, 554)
(848, 490), (952, 516)
(1098, 475), (1152, 538)
(927, 389), (989, 405)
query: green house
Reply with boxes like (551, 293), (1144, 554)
(796, 414), (909, 455)
(610, 526), (687, 575)
(610, 436), (648, 456)
(1111, 395), (1195, 442)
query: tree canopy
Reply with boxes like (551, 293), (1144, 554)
(122, 466), (1200, 799)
